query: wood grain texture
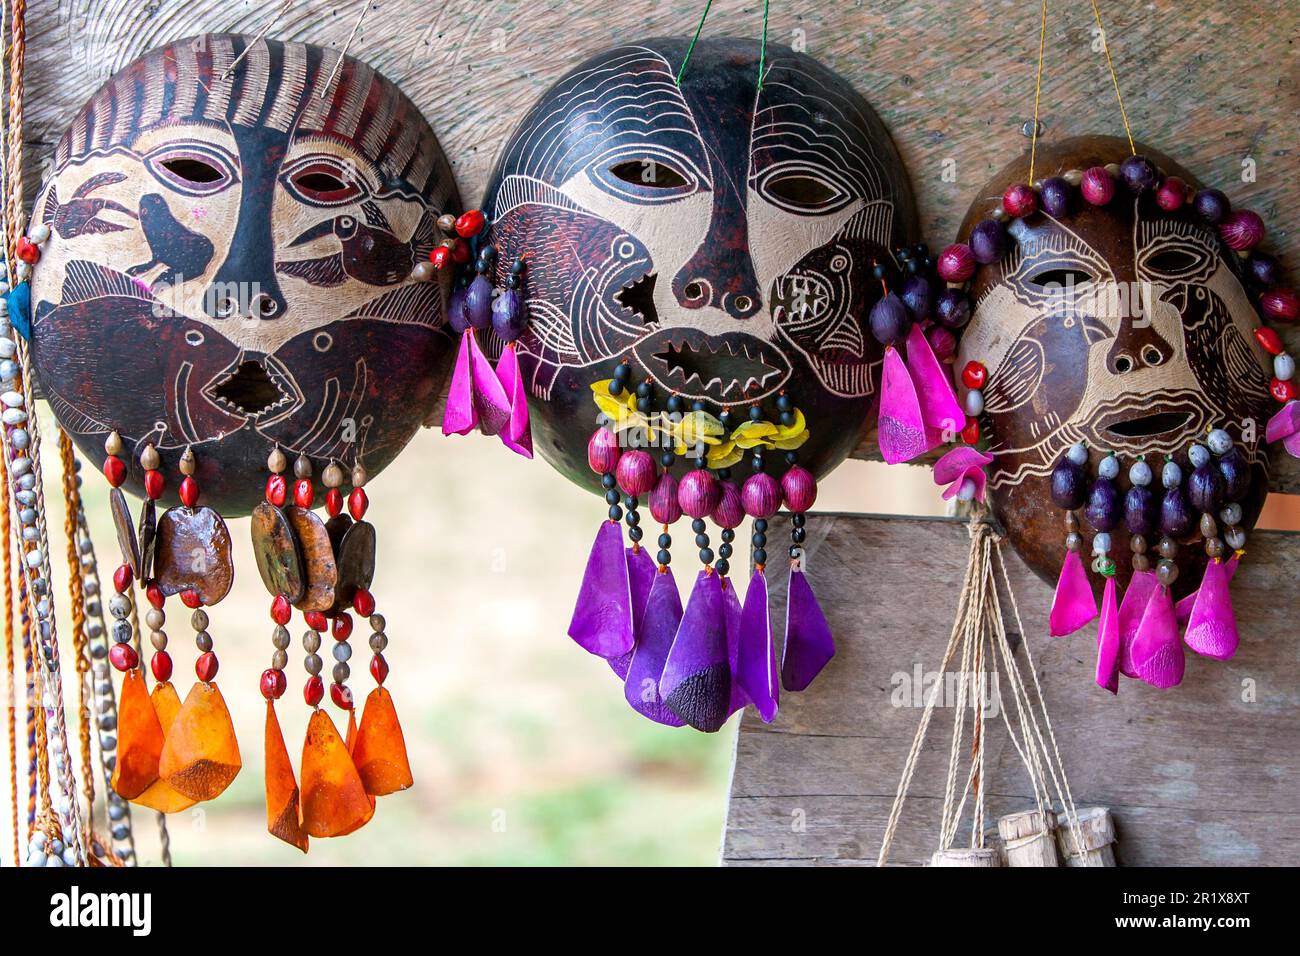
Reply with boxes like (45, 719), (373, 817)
(723, 513), (1300, 866)
(15, 0), (1300, 492)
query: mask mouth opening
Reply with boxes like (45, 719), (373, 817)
(1104, 410), (1192, 439)
(614, 271), (658, 325)
(635, 327), (790, 402)
(203, 356), (297, 420)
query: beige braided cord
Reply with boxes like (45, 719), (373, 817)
(59, 432), (95, 835)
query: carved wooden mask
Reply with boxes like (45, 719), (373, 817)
(956, 137), (1273, 586)
(29, 34), (459, 515)
(479, 38), (918, 489)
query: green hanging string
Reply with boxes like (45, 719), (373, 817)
(756, 0), (772, 91)
(675, 0), (714, 86)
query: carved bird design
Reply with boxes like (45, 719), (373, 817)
(126, 193), (215, 288)
(1164, 283), (1270, 426)
(41, 172), (137, 238)
(279, 210), (416, 288)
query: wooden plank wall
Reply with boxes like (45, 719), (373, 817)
(723, 513), (1300, 866)
(13, 0), (1300, 490)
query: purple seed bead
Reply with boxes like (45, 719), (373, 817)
(464, 274), (494, 330)
(678, 469), (720, 520)
(1245, 252), (1282, 289)
(1050, 459), (1087, 511)
(1193, 188), (1230, 225)
(781, 466), (817, 513)
(1160, 486), (1194, 537)
(741, 472), (783, 519)
(587, 426), (621, 475)
(968, 219), (1007, 265)
(648, 472), (682, 525)
(1084, 478), (1121, 532)
(1038, 176), (1073, 218)
(927, 325), (957, 363)
(615, 449), (657, 497)
(935, 288), (971, 329)
(447, 285), (470, 334)
(491, 287), (526, 341)
(1218, 447), (1250, 502)
(869, 292), (911, 347)
(1124, 485), (1159, 536)
(1188, 463), (1224, 513)
(711, 480), (745, 529)
(1081, 166), (1115, 206)
(1120, 155), (1159, 193)
(900, 276), (933, 321)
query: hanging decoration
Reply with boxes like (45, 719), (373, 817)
(453, 22), (930, 730)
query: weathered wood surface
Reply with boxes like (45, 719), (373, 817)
(15, 0), (1300, 490)
(723, 513), (1300, 866)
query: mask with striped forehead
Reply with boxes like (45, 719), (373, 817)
(29, 34), (459, 515)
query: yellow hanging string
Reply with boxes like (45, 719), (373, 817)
(1089, 0), (1136, 155)
(1027, 0), (1049, 185)
(58, 431), (95, 839)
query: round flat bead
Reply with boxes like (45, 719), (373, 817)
(937, 243), (976, 282)
(1002, 183), (1037, 218)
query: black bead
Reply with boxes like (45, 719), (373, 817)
(753, 548), (767, 564)
(717, 468), (731, 480)
(748, 405), (763, 421)
(626, 511), (640, 527)
(657, 549), (672, 566)
(720, 528), (735, 543)
(754, 518), (768, 532)
(752, 532), (767, 548)
(776, 394), (793, 411)
(693, 457), (706, 469)
(719, 410), (735, 429)
(608, 505), (623, 520)
(750, 456), (764, 472)
(779, 411), (795, 427)
(658, 533), (672, 548)
(792, 528), (806, 543)
(605, 490), (619, 505)
(718, 543), (733, 559)
(784, 451), (799, 465)
(699, 548), (714, 564)
(510, 258), (526, 275)
(667, 395), (684, 413)
(692, 400), (709, 414)
(613, 362), (632, 381)
(660, 451), (675, 468)
(506, 275), (519, 289)
(636, 398), (651, 413)
(789, 545), (801, 558)
(791, 514), (805, 527)
(715, 559), (730, 577)
(624, 496), (638, 510)
(628, 526), (643, 542)
(601, 473), (616, 489)
(636, 382), (651, 398)
(607, 380), (622, 395)
(695, 533), (710, 548)
(691, 518), (706, 534)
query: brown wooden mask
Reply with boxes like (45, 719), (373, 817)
(955, 136), (1273, 590)
(29, 34), (459, 515)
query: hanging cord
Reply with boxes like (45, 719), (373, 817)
(58, 432), (94, 838)
(321, 0), (370, 97)
(675, 0), (714, 85)
(222, 0), (294, 78)
(756, 0), (772, 91)
(1027, 0), (1048, 185)
(1089, 0), (1135, 155)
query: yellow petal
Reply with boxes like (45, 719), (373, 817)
(775, 408), (806, 439)
(773, 429), (811, 450)
(707, 444), (744, 469)
(594, 392), (627, 419)
(732, 420), (778, 441)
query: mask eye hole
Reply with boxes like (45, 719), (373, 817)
(607, 160), (689, 189)
(1145, 249), (1199, 273)
(1025, 267), (1095, 290)
(145, 146), (236, 196)
(766, 174), (840, 211)
(162, 158), (223, 183)
(283, 158), (367, 206)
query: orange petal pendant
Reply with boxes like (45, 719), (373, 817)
(352, 687), (413, 796)
(264, 702), (309, 852)
(130, 682), (197, 813)
(345, 709), (359, 755)
(300, 709), (374, 837)
(111, 669), (164, 799)
(158, 681), (242, 801)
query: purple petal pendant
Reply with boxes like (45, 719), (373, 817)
(1095, 576), (1120, 695)
(736, 570), (778, 722)
(609, 546), (657, 680)
(1118, 569), (1158, 679)
(567, 521), (634, 659)
(441, 330), (477, 436)
(1130, 585), (1185, 689)
(467, 331), (512, 437)
(780, 567), (835, 692)
(659, 570), (731, 732)
(1183, 559), (1240, 661)
(722, 577), (749, 718)
(877, 346), (928, 464)
(904, 323), (965, 436)
(624, 569), (686, 727)
(494, 343), (533, 458)
(1049, 550), (1098, 637)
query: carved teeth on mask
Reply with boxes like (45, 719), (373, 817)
(202, 354), (299, 420)
(640, 329), (788, 401)
(614, 271), (658, 325)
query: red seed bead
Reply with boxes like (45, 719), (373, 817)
(293, 478), (314, 509)
(1255, 326), (1285, 355)
(143, 469), (165, 500)
(615, 449), (657, 496)
(454, 209), (486, 238)
(260, 668), (286, 700)
(353, 588), (376, 618)
(151, 651), (173, 683)
(348, 487), (369, 520)
(961, 360), (987, 390)
(330, 682), (354, 710)
(780, 466), (818, 514)
(1002, 183), (1038, 218)
(113, 563), (133, 594)
(1272, 377), (1299, 403)
(109, 643), (138, 672)
(587, 426), (622, 475)
(450, 238), (471, 264)
(15, 236), (40, 264)
(1219, 210), (1265, 251)
(271, 594), (292, 626)
(936, 243), (976, 283)
(332, 613), (353, 641)
(677, 469), (720, 519)
(1080, 166), (1115, 206)
(371, 654), (390, 685)
(265, 473), (288, 506)
(180, 588), (202, 609)
(1260, 288), (1300, 323)
(1156, 176), (1188, 212)
(326, 487), (343, 517)
(178, 475), (200, 507)
(961, 416), (981, 445)
(430, 245), (452, 269)
(102, 455), (127, 488)
(304, 610), (327, 632)
(146, 583), (165, 610)
(304, 675), (324, 707)
(741, 472), (783, 520)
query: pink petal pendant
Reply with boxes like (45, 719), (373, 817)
(1049, 550), (1097, 637)
(441, 330), (478, 436)
(1130, 585), (1185, 689)
(467, 332), (512, 437)
(567, 521), (634, 658)
(1118, 569), (1158, 679)
(1175, 555), (1239, 626)
(877, 346), (928, 464)
(1095, 576), (1120, 694)
(904, 323), (966, 436)
(1183, 559), (1240, 661)
(495, 343), (533, 458)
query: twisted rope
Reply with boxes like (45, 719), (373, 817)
(59, 432), (95, 833)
